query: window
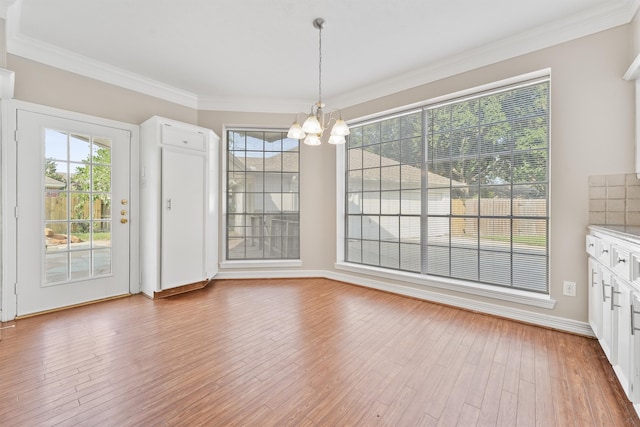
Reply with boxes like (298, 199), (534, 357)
(345, 77), (550, 293)
(44, 130), (113, 283)
(226, 129), (300, 260)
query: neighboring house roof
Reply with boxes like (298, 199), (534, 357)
(350, 148), (463, 188)
(231, 148), (299, 172)
(45, 176), (66, 189)
(229, 146), (461, 188)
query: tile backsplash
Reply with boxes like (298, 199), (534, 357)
(589, 173), (640, 226)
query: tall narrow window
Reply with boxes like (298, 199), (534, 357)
(345, 77), (550, 293)
(226, 130), (300, 260)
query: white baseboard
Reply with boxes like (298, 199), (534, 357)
(213, 268), (595, 337)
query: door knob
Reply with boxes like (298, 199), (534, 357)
(121, 218), (128, 224)
(121, 209), (127, 215)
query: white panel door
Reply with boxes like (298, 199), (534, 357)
(161, 147), (205, 289)
(16, 110), (131, 316)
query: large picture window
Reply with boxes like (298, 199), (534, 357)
(345, 77), (549, 293)
(226, 130), (300, 260)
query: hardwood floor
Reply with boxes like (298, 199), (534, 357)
(1, 278), (639, 426)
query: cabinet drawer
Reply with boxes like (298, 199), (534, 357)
(597, 239), (612, 266)
(611, 245), (631, 281)
(586, 235), (597, 257)
(161, 124), (206, 151)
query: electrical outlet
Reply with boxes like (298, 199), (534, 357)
(563, 280), (576, 297)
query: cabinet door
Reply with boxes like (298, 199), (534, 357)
(161, 148), (206, 289)
(612, 277), (633, 400)
(600, 268), (615, 361)
(632, 292), (640, 404)
(588, 258), (602, 337)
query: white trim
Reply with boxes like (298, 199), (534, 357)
(7, 33), (200, 109)
(336, 72), (552, 313)
(334, 262), (556, 309)
(624, 53), (640, 81)
(336, 143), (346, 261)
(324, 270), (589, 337)
(4, 1), (197, 108)
(220, 260), (303, 269)
(347, 69), (551, 126)
(198, 96), (310, 115)
(1, 99), (17, 321)
(221, 125), (302, 264)
(215, 268), (321, 280)
(212, 267), (590, 336)
(2, 1), (637, 113)
(328, 2), (637, 110)
(0, 99), (140, 321)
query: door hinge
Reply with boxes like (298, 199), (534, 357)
(14, 130), (18, 142)
(14, 206), (18, 218)
(14, 283), (18, 295)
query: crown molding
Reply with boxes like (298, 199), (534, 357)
(328, 0), (640, 110)
(7, 33), (200, 108)
(3, 0), (639, 113)
(197, 95), (310, 114)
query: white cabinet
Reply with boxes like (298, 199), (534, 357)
(600, 266), (614, 360)
(632, 293), (640, 403)
(613, 277), (633, 400)
(587, 226), (640, 418)
(140, 116), (219, 295)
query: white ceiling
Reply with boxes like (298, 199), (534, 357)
(1, 0), (639, 112)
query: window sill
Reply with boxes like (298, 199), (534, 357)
(334, 262), (556, 309)
(220, 259), (303, 269)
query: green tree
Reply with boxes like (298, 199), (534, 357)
(71, 147), (111, 225)
(45, 158), (66, 185)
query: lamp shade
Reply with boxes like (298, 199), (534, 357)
(330, 119), (350, 136)
(303, 134), (321, 146)
(328, 134), (346, 145)
(287, 122), (306, 139)
(302, 115), (322, 134)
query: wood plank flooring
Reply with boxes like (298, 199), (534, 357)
(1, 278), (639, 426)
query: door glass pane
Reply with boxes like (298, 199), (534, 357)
(43, 129), (114, 285)
(45, 130), (68, 160)
(93, 249), (112, 275)
(45, 222), (68, 252)
(70, 250), (91, 280)
(44, 190), (67, 220)
(69, 134), (91, 162)
(92, 221), (111, 248)
(45, 253), (68, 283)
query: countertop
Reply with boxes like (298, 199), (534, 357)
(588, 224), (640, 244)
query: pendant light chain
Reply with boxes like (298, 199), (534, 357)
(318, 22), (322, 107)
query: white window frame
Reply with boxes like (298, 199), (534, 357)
(335, 70), (555, 309)
(220, 125), (302, 269)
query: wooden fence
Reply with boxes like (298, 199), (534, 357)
(45, 194), (108, 220)
(451, 199), (546, 237)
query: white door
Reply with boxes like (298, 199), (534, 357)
(16, 110), (131, 316)
(161, 147), (205, 289)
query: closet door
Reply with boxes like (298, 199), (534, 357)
(161, 147), (206, 289)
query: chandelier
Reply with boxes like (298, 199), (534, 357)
(287, 18), (350, 146)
